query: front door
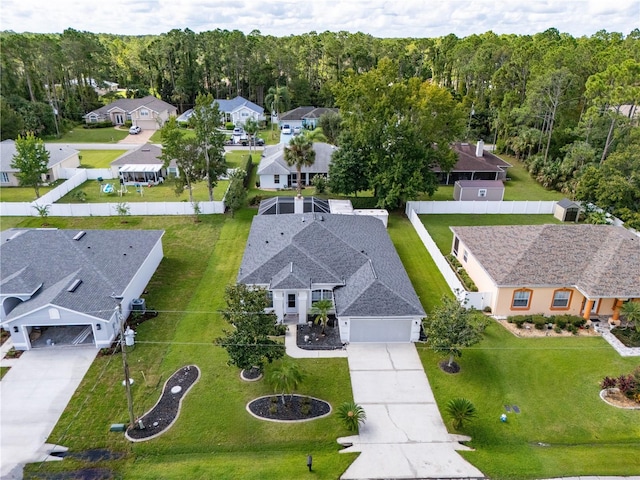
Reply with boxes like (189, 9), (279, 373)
(286, 293), (297, 314)
(114, 113), (125, 125)
(581, 298), (599, 316)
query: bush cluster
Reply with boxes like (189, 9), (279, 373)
(507, 314), (586, 334)
(82, 121), (113, 129)
(601, 367), (640, 403)
(445, 255), (478, 292)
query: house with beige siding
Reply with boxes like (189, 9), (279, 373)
(83, 96), (177, 131)
(0, 140), (80, 187)
(450, 224), (640, 321)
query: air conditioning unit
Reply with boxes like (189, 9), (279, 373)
(130, 298), (146, 312)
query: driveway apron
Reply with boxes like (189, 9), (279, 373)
(339, 343), (484, 479)
(0, 346), (98, 479)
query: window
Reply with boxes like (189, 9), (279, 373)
(511, 289), (532, 309)
(312, 289), (333, 302)
(551, 289), (572, 309)
(241, 112), (248, 117)
(463, 249), (468, 263)
(265, 291), (273, 308)
(478, 189), (487, 197)
(48, 308), (60, 320)
(287, 294), (296, 308)
(1, 172), (9, 183)
(274, 175), (280, 184)
(453, 237), (459, 256)
(140, 109), (149, 117)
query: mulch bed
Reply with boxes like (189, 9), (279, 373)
(125, 365), (200, 441)
(247, 394), (331, 422)
(439, 360), (461, 374)
(296, 317), (344, 350)
(240, 367), (263, 381)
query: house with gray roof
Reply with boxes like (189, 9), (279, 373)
(449, 224), (640, 321)
(435, 140), (512, 185)
(257, 142), (337, 190)
(279, 107), (339, 130)
(238, 213), (425, 343)
(0, 140), (80, 187)
(178, 96), (264, 127)
(83, 95), (177, 131)
(0, 228), (164, 350)
(110, 144), (178, 185)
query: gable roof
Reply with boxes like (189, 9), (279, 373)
(434, 142), (512, 173)
(110, 143), (176, 168)
(257, 142), (337, 176)
(215, 96), (264, 115)
(84, 95), (176, 118)
(455, 180), (504, 189)
(0, 229), (164, 322)
(557, 198), (580, 209)
(1, 140), (79, 173)
(279, 107), (338, 121)
(450, 224), (640, 298)
(238, 214), (425, 318)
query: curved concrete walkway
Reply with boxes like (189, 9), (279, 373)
(338, 343), (484, 480)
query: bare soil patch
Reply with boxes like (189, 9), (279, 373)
(600, 389), (640, 409)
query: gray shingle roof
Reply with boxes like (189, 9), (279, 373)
(110, 144), (176, 168)
(215, 96), (264, 114)
(257, 142), (337, 176)
(1, 140), (79, 172)
(0, 229), (164, 322)
(84, 95), (175, 118)
(434, 142), (512, 173)
(279, 107), (338, 121)
(450, 224), (640, 298)
(238, 214), (425, 317)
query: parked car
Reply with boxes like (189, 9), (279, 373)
(241, 137), (265, 146)
(293, 126), (301, 136)
(129, 125), (141, 135)
(282, 124), (292, 135)
(232, 127), (243, 136)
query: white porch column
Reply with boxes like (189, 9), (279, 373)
(297, 290), (308, 324)
(294, 195), (304, 214)
(273, 291), (285, 323)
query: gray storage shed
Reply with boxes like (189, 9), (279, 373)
(453, 180), (505, 201)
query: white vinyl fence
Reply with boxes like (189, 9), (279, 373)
(406, 200), (556, 215)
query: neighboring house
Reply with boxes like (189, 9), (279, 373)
(83, 95), (177, 131)
(453, 180), (505, 201)
(110, 144), (177, 185)
(435, 140), (512, 185)
(0, 228), (164, 350)
(257, 142), (336, 189)
(553, 198), (581, 222)
(0, 140), (80, 186)
(278, 107), (339, 130)
(238, 213), (425, 343)
(179, 96), (265, 127)
(449, 224), (640, 320)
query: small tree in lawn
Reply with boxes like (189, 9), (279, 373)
(11, 132), (50, 199)
(32, 204), (50, 226)
(284, 134), (315, 197)
(337, 401), (366, 432)
(192, 201), (201, 223)
(446, 398), (477, 430)
(114, 202), (130, 223)
(225, 169), (247, 217)
(215, 284), (284, 374)
(422, 295), (488, 372)
(310, 299), (333, 335)
(620, 301), (640, 334)
(244, 118), (259, 154)
(268, 361), (305, 405)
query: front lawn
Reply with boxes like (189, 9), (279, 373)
(416, 324), (640, 478)
(46, 127), (129, 143)
(20, 212), (356, 479)
(421, 214), (561, 254)
(56, 179), (229, 203)
(79, 150), (127, 169)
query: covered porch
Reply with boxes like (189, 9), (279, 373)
(118, 164), (165, 186)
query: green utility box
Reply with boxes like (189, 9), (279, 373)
(110, 423), (126, 432)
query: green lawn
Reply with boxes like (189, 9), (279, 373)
(46, 126), (129, 143)
(416, 324), (640, 478)
(502, 156), (565, 201)
(0, 185), (58, 202)
(56, 179), (229, 203)
(79, 150), (127, 169)
(0, 366), (10, 380)
(20, 212), (356, 479)
(421, 214), (561, 254)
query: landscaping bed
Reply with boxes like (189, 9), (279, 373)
(296, 318), (343, 350)
(247, 394), (331, 422)
(611, 327), (640, 347)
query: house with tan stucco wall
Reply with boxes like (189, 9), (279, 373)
(450, 224), (640, 321)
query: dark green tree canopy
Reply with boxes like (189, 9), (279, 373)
(11, 132), (50, 198)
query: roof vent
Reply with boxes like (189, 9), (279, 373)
(67, 279), (82, 292)
(73, 231), (86, 241)
(368, 259), (377, 279)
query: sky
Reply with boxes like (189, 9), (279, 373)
(0, 0), (638, 38)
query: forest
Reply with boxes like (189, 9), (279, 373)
(1, 28), (639, 224)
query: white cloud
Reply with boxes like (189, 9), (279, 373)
(0, 0), (637, 37)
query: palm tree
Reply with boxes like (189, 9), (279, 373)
(310, 299), (333, 335)
(264, 85), (290, 135)
(243, 118), (259, 154)
(268, 362), (305, 405)
(445, 398), (477, 430)
(620, 301), (640, 333)
(337, 401), (366, 432)
(284, 134), (316, 197)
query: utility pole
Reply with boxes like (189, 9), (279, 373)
(113, 297), (135, 429)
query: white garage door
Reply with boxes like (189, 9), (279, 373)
(136, 120), (158, 131)
(349, 318), (412, 343)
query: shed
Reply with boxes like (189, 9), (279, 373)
(553, 198), (581, 222)
(453, 180), (504, 201)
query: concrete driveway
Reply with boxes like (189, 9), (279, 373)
(339, 343), (484, 480)
(118, 128), (154, 145)
(0, 346), (98, 479)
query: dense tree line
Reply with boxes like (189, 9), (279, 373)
(1, 27), (638, 223)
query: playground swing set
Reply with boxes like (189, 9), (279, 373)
(98, 178), (144, 197)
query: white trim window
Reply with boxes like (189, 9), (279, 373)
(1, 172), (9, 183)
(140, 109), (149, 117)
(478, 189), (487, 197)
(312, 289), (333, 302)
(274, 175), (280, 184)
(266, 291), (273, 308)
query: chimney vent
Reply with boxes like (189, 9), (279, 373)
(475, 140), (484, 157)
